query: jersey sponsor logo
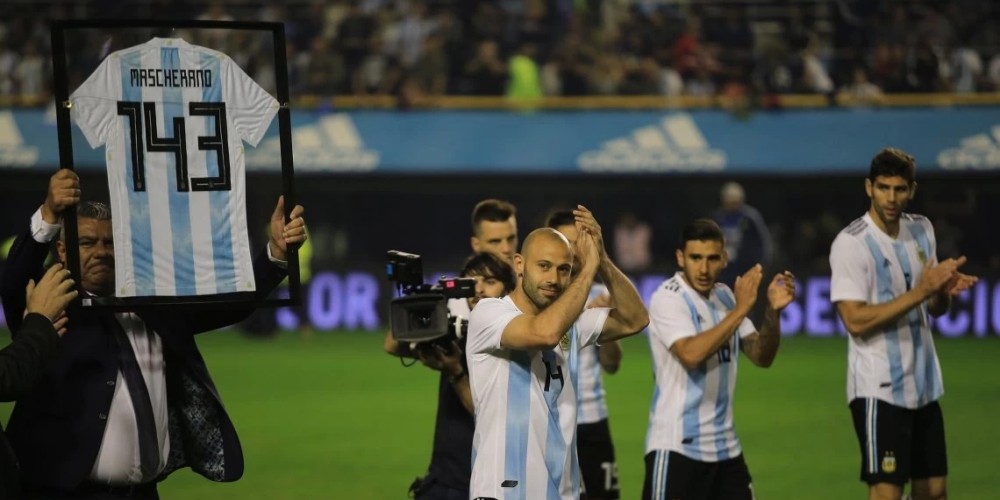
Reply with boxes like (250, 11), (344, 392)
(0, 111), (39, 167)
(937, 125), (1000, 170)
(577, 113), (726, 172)
(248, 114), (378, 172)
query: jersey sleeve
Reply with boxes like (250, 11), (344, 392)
(467, 298), (521, 355)
(648, 289), (698, 350)
(829, 233), (871, 303)
(222, 57), (278, 147)
(69, 56), (120, 148)
(575, 306), (610, 350)
(924, 218), (939, 265)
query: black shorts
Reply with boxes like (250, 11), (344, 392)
(578, 419), (620, 499)
(849, 398), (948, 485)
(642, 450), (754, 500)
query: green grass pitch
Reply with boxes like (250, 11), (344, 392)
(2, 330), (997, 499)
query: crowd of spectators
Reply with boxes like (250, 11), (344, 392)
(2, 0), (1000, 105)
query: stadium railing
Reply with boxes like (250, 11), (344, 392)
(5, 93), (1000, 110)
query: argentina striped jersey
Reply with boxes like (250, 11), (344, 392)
(830, 212), (944, 409)
(69, 37), (278, 297)
(645, 272), (756, 462)
(467, 296), (609, 500)
(577, 284), (611, 424)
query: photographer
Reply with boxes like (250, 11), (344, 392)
(384, 252), (516, 500)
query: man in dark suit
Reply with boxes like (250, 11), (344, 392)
(2, 263), (78, 499)
(0, 169), (307, 499)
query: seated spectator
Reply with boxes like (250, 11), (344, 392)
(838, 66), (884, 106)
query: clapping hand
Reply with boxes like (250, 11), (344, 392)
(766, 271), (796, 311)
(733, 264), (763, 315)
(918, 256), (970, 298)
(573, 205), (606, 259)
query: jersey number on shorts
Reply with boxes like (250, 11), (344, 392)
(117, 101), (232, 193)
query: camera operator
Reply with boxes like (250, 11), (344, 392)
(384, 252), (516, 500)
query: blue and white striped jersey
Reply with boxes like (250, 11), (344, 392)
(830, 212), (944, 409)
(467, 296), (609, 500)
(70, 37), (278, 297)
(577, 284), (610, 424)
(645, 272), (756, 462)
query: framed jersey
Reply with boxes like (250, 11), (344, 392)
(50, 19), (300, 309)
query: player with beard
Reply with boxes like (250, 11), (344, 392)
(830, 148), (976, 500)
(643, 218), (795, 500)
(466, 206), (648, 500)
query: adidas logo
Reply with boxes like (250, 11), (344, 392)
(577, 113), (726, 172)
(937, 125), (1000, 170)
(0, 111), (39, 167)
(248, 114), (379, 172)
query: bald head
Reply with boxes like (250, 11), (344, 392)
(520, 228), (572, 259)
(514, 228), (575, 311)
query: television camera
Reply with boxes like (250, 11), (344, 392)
(386, 250), (476, 346)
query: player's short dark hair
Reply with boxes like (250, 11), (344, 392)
(471, 199), (516, 236)
(461, 252), (516, 293)
(678, 218), (725, 250)
(61, 201), (112, 241)
(869, 147), (916, 185)
(544, 209), (575, 229)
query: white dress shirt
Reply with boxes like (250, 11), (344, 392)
(30, 206), (288, 484)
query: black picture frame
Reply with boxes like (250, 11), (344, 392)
(50, 19), (300, 310)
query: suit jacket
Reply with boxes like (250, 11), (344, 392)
(0, 313), (61, 499)
(0, 229), (287, 493)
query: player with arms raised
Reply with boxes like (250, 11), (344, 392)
(466, 206), (648, 500)
(644, 218), (795, 500)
